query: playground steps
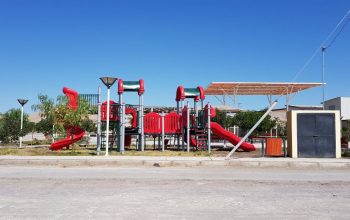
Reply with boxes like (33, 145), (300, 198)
(195, 129), (207, 150)
(100, 132), (117, 149)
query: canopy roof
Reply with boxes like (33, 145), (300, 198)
(205, 82), (323, 96)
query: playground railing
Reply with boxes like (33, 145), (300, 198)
(164, 112), (181, 134)
(144, 111), (181, 135)
(144, 112), (162, 134)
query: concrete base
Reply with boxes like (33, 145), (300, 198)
(1, 156), (349, 169)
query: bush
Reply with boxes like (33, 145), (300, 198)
(212, 109), (233, 128)
(231, 110), (277, 137)
(0, 109), (31, 143)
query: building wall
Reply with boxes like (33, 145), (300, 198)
(270, 110), (287, 122)
(324, 97), (341, 111)
(324, 97), (350, 120)
(340, 97), (350, 120)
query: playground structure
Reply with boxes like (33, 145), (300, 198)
(98, 79), (145, 154)
(175, 86), (255, 152)
(95, 81), (256, 154)
(51, 87), (86, 151)
(176, 86), (208, 151)
(49, 81), (259, 153)
(47, 80), (340, 159)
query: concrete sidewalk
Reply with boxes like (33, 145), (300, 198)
(0, 155), (349, 168)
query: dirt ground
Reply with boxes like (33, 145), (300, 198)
(1, 144), (348, 158)
(0, 144), (265, 157)
(1, 166), (350, 219)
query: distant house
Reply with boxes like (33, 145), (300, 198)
(270, 105), (323, 122)
(28, 112), (42, 123)
(211, 105), (323, 122)
(324, 97), (350, 120)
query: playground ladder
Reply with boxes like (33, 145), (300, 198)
(195, 129), (207, 150)
(101, 131), (117, 149)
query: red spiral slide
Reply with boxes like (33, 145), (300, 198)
(210, 122), (255, 152)
(50, 87), (86, 151)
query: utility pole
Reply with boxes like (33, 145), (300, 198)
(322, 47), (326, 110)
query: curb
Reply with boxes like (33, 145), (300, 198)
(0, 156), (349, 169)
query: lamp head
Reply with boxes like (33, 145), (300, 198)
(17, 99), (28, 106)
(100, 77), (118, 89)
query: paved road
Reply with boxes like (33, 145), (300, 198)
(0, 166), (349, 219)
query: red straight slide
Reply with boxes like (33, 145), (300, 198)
(210, 122), (255, 152)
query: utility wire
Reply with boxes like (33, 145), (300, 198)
(292, 9), (350, 83)
(276, 8), (350, 101)
(324, 10), (350, 49)
(320, 9), (350, 48)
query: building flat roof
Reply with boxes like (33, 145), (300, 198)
(205, 82), (323, 96)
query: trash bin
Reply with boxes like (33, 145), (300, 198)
(265, 137), (282, 156)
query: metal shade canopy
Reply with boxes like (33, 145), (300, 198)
(205, 82), (323, 96)
(17, 99), (28, 106)
(100, 77), (118, 88)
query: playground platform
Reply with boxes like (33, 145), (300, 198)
(0, 156), (349, 169)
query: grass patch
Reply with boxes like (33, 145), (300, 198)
(0, 145), (96, 156)
(0, 143), (260, 157)
(111, 150), (212, 157)
(23, 139), (52, 145)
(0, 145), (214, 157)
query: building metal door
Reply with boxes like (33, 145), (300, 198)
(297, 113), (336, 158)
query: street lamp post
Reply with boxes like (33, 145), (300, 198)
(96, 86), (102, 155)
(100, 77), (118, 156)
(17, 99), (28, 148)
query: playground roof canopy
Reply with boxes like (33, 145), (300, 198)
(205, 82), (323, 96)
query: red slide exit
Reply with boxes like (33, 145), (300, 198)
(210, 122), (255, 152)
(51, 126), (85, 151)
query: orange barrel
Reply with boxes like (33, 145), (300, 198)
(265, 137), (282, 156)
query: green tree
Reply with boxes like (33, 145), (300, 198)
(54, 98), (90, 130)
(212, 109), (233, 129)
(32, 94), (92, 138)
(231, 110), (277, 137)
(0, 117), (5, 142)
(35, 118), (54, 136)
(32, 94), (55, 119)
(31, 94), (56, 136)
(80, 118), (96, 133)
(276, 120), (287, 138)
(0, 109), (31, 143)
(27, 121), (36, 145)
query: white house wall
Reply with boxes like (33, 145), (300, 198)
(340, 97), (350, 120)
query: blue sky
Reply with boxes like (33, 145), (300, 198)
(0, 0), (349, 113)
